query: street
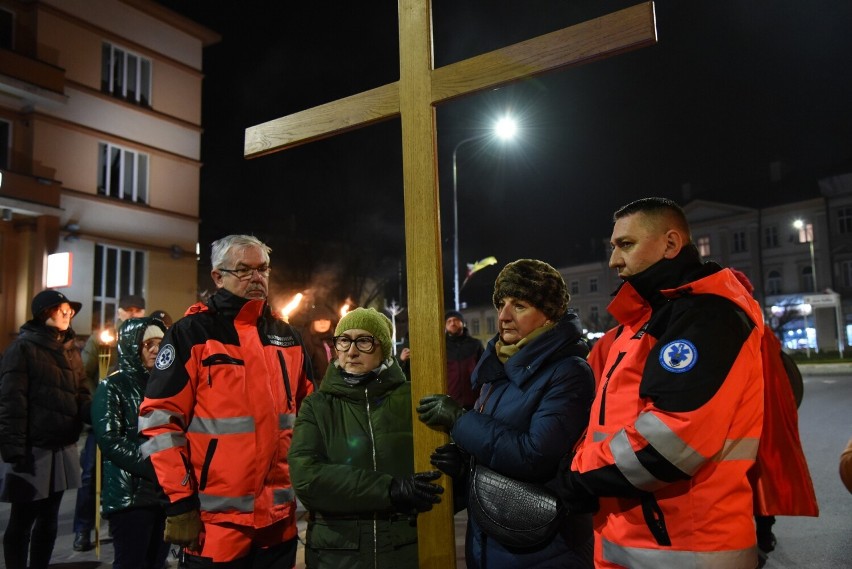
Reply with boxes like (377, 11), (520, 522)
(0, 367), (849, 568)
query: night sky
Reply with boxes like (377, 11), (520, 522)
(157, 1), (852, 312)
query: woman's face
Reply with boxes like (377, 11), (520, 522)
(496, 296), (549, 345)
(45, 303), (75, 332)
(336, 328), (384, 374)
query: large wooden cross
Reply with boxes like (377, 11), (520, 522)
(245, 3), (656, 566)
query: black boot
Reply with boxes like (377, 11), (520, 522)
(73, 530), (93, 552)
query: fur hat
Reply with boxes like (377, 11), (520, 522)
(492, 259), (569, 321)
(335, 308), (393, 358)
(142, 325), (164, 343)
(31, 289), (82, 319)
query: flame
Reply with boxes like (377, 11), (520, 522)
(340, 302), (350, 317)
(99, 329), (115, 345)
(280, 293), (304, 323)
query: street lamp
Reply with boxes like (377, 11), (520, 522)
(452, 116), (517, 310)
(793, 219), (816, 292)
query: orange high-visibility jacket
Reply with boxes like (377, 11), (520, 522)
(139, 291), (314, 533)
(574, 267), (764, 569)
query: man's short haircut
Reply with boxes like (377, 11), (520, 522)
(211, 235), (271, 269)
(613, 197), (692, 242)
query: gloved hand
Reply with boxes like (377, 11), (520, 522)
(389, 470), (443, 513)
(417, 394), (465, 430)
(430, 443), (469, 479)
(164, 509), (202, 551)
(555, 453), (599, 514)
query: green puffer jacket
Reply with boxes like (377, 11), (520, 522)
(92, 317), (166, 515)
(289, 359), (418, 569)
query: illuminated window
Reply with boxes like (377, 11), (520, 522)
(697, 236), (711, 257)
(92, 244), (145, 329)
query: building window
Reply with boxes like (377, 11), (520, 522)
(801, 266), (814, 292)
(764, 226), (779, 248)
(570, 280), (579, 295)
(0, 119), (10, 170)
(97, 143), (149, 203)
(101, 42), (152, 106)
(842, 261), (852, 288)
(589, 305), (600, 326)
(486, 316), (496, 335)
(697, 236), (711, 257)
(838, 207), (852, 234)
(589, 277), (598, 293)
(766, 270), (782, 295)
(0, 9), (13, 50)
(731, 231), (747, 253)
(470, 318), (480, 336)
(92, 244), (146, 330)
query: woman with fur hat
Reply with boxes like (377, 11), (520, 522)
(0, 289), (90, 569)
(289, 307), (443, 568)
(418, 259), (596, 568)
(92, 317), (169, 569)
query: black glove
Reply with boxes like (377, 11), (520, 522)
(417, 394), (465, 430)
(430, 443), (469, 479)
(389, 470), (444, 513)
(555, 453), (599, 514)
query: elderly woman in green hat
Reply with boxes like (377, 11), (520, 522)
(289, 307), (443, 568)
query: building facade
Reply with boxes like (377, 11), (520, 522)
(0, 0), (218, 350)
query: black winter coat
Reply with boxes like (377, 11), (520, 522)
(0, 320), (90, 463)
(93, 317), (165, 514)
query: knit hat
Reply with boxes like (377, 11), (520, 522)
(335, 308), (393, 358)
(142, 325), (164, 343)
(445, 310), (464, 322)
(31, 289), (83, 319)
(492, 259), (569, 321)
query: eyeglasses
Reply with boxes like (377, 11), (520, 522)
(218, 265), (271, 281)
(142, 339), (162, 352)
(55, 307), (75, 318)
(333, 335), (377, 353)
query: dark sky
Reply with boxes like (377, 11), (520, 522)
(158, 1), (852, 310)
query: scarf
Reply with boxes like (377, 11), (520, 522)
(495, 321), (556, 363)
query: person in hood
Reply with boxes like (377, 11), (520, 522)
(289, 307), (443, 568)
(418, 259), (596, 568)
(0, 289), (90, 569)
(93, 316), (169, 569)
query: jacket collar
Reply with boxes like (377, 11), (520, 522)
(320, 359), (408, 403)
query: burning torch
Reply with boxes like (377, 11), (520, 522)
(280, 293), (304, 323)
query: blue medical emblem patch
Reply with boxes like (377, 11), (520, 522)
(659, 339), (697, 373)
(155, 344), (176, 370)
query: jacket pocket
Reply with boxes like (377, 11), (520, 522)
(308, 519), (360, 550)
(201, 354), (245, 387)
(198, 439), (219, 491)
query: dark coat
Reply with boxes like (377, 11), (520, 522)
(451, 312), (595, 569)
(446, 329), (484, 408)
(93, 317), (166, 514)
(0, 320), (90, 462)
(289, 359), (418, 569)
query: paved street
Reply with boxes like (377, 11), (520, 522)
(1, 364), (849, 568)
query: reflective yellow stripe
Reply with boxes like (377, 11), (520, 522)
(603, 537), (758, 568)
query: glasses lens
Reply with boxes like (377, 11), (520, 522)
(334, 336), (352, 351)
(143, 339), (161, 351)
(354, 337), (376, 353)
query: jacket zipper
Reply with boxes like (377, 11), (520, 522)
(198, 438), (219, 491)
(598, 351), (627, 425)
(201, 354), (245, 387)
(277, 352), (294, 408)
(364, 386), (379, 569)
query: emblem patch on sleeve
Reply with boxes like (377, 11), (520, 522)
(659, 339), (697, 373)
(155, 344), (176, 370)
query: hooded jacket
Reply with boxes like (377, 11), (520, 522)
(93, 317), (166, 514)
(570, 247), (764, 568)
(0, 320), (89, 462)
(451, 312), (595, 569)
(289, 358), (418, 568)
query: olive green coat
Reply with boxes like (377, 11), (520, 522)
(289, 360), (418, 569)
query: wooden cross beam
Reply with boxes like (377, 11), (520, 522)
(245, 3), (656, 567)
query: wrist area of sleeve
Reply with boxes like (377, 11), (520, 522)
(165, 494), (201, 517)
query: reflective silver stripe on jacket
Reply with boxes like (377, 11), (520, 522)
(199, 493), (255, 513)
(273, 487), (295, 505)
(593, 430), (608, 443)
(140, 432), (187, 458)
(279, 413), (296, 430)
(713, 437), (759, 461)
(188, 416), (254, 435)
(635, 412), (707, 476)
(603, 537), (758, 568)
(138, 409), (186, 432)
(610, 429), (668, 492)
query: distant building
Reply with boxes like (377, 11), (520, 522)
(0, 0), (219, 350)
(461, 177), (852, 354)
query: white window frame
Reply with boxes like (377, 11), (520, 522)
(92, 243), (146, 330)
(102, 42), (152, 106)
(97, 142), (149, 203)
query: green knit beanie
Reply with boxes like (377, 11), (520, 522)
(492, 259), (569, 321)
(334, 308), (393, 358)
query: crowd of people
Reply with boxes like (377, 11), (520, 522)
(0, 197), (848, 569)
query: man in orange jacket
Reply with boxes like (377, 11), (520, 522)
(140, 235), (314, 568)
(558, 198), (765, 568)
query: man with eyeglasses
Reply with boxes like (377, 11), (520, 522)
(140, 234), (314, 569)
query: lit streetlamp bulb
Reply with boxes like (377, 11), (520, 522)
(494, 116), (517, 140)
(793, 219), (804, 230)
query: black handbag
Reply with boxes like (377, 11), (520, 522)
(468, 460), (564, 548)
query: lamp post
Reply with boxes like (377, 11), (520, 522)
(451, 116), (517, 310)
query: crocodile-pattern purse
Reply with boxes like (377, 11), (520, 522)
(468, 462), (564, 549)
